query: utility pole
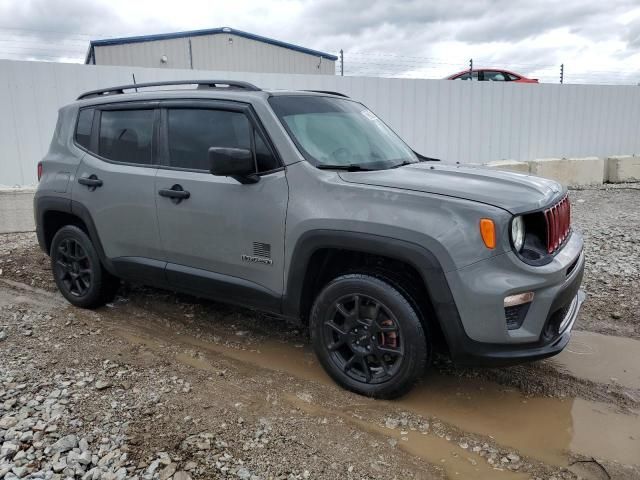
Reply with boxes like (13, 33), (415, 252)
(340, 49), (344, 76)
(560, 63), (564, 84)
(469, 58), (473, 80)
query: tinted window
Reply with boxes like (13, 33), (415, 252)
(99, 110), (154, 165)
(168, 109), (255, 171)
(75, 109), (94, 149)
(507, 73), (519, 81)
(483, 71), (507, 81)
(453, 71), (478, 80)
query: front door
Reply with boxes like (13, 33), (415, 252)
(154, 102), (288, 312)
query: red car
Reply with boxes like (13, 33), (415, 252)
(447, 69), (539, 83)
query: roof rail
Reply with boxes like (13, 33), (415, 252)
(303, 90), (350, 98)
(77, 80), (261, 100)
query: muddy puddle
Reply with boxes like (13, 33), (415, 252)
(109, 313), (640, 471)
(553, 330), (640, 390)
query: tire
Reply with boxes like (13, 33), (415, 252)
(50, 225), (119, 309)
(310, 274), (429, 399)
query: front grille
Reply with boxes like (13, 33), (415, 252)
(543, 194), (571, 254)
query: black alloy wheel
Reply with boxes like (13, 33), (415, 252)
(324, 294), (404, 384)
(54, 238), (93, 297)
(50, 225), (120, 308)
(310, 274), (429, 398)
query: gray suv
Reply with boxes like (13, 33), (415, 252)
(35, 80), (585, 398)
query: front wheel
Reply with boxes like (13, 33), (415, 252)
(310, 274), (429, 398)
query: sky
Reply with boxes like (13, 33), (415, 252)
(1, 0), (640, 84)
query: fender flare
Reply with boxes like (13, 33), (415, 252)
(34, 195), (114, 273)
(281, 229), (458, 322)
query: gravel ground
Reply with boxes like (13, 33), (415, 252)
(570, 184), (640, 339)
(0, 184), (639, 480)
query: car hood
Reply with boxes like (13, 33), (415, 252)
(338, 163), (564, 214)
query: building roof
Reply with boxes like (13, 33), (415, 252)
(85, 27), (338, 64)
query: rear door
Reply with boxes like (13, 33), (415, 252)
(72, 103), (165, 271)
(154, 100), (288, 311)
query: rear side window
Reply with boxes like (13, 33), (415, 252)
(167, 108), (278, 172)
(99, 109), (154, 165)
(75, 109), (94, 149)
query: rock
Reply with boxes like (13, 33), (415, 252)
(159, 463), (177, 480)
(507, 453), (520, 463)
(79, 438), (90, 452)
(51, 434), (78, 453)
(0, 417), (18, 429)
(384, 418), (399, 430)
(611, 312), (622, 319)
(173, 472), (192, 480)
(95, 380), (112, 390)
(78, 450), (92, 465)
(0, 331), (6, 341)
(236, 467), (252, 479)
(11, 466), (28, 478)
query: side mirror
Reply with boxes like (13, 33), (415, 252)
(208, 147), (258, 184)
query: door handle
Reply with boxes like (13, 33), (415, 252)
(78, 175), (103, 190)
(158, 184), (190, 203)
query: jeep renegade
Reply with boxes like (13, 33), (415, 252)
(35, 80), (585, 398)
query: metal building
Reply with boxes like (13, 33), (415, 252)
(84, 27), (337, 75)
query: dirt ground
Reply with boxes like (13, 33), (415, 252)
(1, 185), (639, 480)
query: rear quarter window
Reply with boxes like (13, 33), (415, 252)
(74, 108), (94, 149)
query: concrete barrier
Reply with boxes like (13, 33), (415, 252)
(485, 160), (530, 174)
(529, 157), (604, 187)
(607, 155), (640, 183)
(0, 189), (36, 233)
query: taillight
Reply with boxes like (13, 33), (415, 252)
(37, 162), (43, 182)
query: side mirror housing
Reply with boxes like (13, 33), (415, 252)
(208, 147), (258, 184)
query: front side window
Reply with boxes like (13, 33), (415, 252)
(99, 109), (154, 165)
(75, 108), (94, 149)
(167, 108), (279, 172)
(269, 96), (417, 170)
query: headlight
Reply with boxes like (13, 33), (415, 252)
(511, 216), (525, 252)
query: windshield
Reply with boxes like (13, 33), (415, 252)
(269, 95), (418, 170)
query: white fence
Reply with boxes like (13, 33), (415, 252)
(2, 59), (640, 186)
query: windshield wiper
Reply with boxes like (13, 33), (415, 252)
(389, 160), (415, 169)
(316, 164), (375, 171)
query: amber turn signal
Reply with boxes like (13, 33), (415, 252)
(479, 218), (496, 249)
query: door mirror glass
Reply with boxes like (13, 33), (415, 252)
(208, 147), (258, 184)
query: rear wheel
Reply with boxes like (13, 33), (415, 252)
(50, 225), (119, 308)
(310, 274), (429, 398)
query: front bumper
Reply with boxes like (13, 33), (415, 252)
(436, 231), (586, 367)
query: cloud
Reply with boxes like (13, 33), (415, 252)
(0, 0), (638, 83)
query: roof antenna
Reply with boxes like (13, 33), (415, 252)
(132, 73), (138, 92)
